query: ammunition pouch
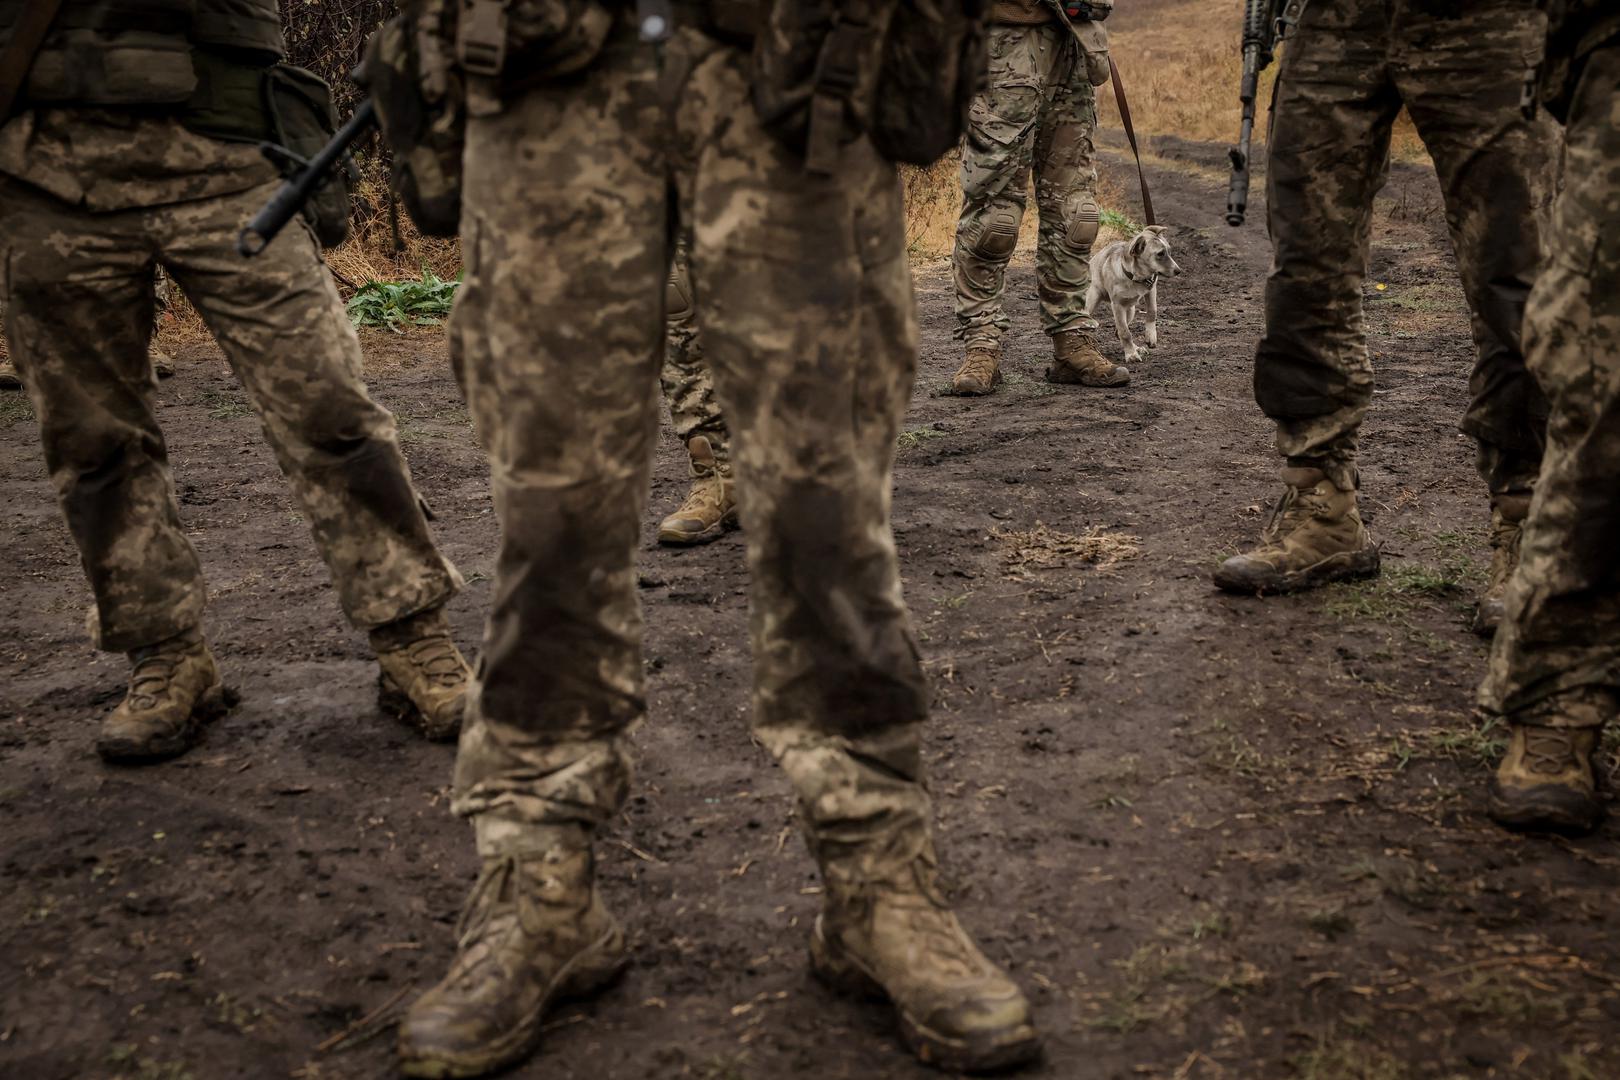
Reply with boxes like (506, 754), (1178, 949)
(358, 6), (465, 238)
(179, 59), (352, 248)
(752, 0), (989, 172)
(455, 0), (618, 99)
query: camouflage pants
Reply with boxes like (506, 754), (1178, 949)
(1481, 42), (1620, 727)
(451, 26), (931, 879)
(953, 23), (1100, 344)
(0, 127), (459, 653)
(663, 235), (730, 477)
(1258, 0), (1555, 496)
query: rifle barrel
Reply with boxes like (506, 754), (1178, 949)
(238, 99), (379, 258)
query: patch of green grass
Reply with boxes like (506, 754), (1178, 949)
(1292, 1039), (1406, 1080)
(200, 388), (252, 421)
(1456, 971), (1569, 1024)
(0, 391), (34, 425)
(897, 426), (946, 451)
(1320, 562), (1467, 623)
(1187, 912), (1229, 941)
(1407, 715), (1508, 767)
(933, 588), (973, 610)
(1560, 1051), (1602, 1080)
(347, 268), (461, 333)
(1100, 208), (1140, 236)
(1086, 943), (1189, 1033)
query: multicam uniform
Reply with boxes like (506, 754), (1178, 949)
(658, 236), (737, 543)
(401, 4), (1039, 1076)
(1215, 0), (1557, 610)
(950, 0), (1126, 391)
(1479, 0), (1620, 834)
(0, 0), (469, 757)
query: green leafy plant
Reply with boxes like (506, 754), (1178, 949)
(347, 269), (461, 333)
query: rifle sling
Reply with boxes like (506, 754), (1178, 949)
(0, 0), (70, 122)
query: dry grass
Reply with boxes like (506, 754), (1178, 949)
(1101, 0), (1426, 162)
(994, 522), (1142, 576)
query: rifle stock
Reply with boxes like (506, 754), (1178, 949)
(1227, 0), (1296, 227)
(238, 99), (379, 257)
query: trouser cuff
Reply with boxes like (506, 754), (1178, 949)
(474, 814), (592, 858)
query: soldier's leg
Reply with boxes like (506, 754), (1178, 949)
(1393, 3), (1556, 635)
(1214, 0), (1399, 595)
(680, 34), (1041, 1073)
(0, 179), (230, 761)
(400, 40), (665, 1079)
(0, 297), (19, 391)
(1031, 37), (1123, 389)
(158, 187), (469, 740)
(950, 25), (1043, 395)
(657, 233), (738, 545)
(1480, 42), (1620, 834)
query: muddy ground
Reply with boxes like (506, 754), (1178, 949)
(2, 138), (1616, 1080)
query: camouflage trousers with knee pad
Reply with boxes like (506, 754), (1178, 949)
(953, 22), (1101, 345)
(663, 235), (731, 478)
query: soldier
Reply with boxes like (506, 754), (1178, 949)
(1212, 0), (1556, 637)
(398, 6), (1042, 1077)
(1, 292), (170, 386)
(657, 236), (738, 545)
(0, 0), (472, 762)
(1479, 0), (1620, 835)
(949, 0), (1126, 395)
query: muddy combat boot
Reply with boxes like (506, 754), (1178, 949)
(952, 343), (1003, 396)
(399, 844), (628, 1079)
(150, 346), (176, 380)
(1213, 466), (1380, 594)
(1044, 328), (1128, 388)
(96, 629), (235, 763)
(1489, 722), (1605, 834)
(811, 845), (1043, 1073)
(657, 436), (738, 546)
(370, 606), (471, 742)
(1471, 494), (1530, 637)
(0, 358), (20, 391)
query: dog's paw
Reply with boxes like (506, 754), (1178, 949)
(1145, 326), (1159, 349)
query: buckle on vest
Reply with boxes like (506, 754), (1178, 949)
(458, 0), (508, 78)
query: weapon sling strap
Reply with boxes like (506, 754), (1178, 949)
(0, 0), (69, 121)
(1107, 56), (1155, 227)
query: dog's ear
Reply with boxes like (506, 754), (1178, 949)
(1130, 233), (1148, 257)
(1144, 225), (1168, 236)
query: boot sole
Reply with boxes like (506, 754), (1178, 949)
(1212, 548), (1381, 596)
(96, 682), (238, 764)
(1043, 364), (1129, 388)
(379, 674), (462, 743)
(398, 921), (628, 1080)
(1487, 781), (1605, 836)
(809, 918), (1043, 1074)
(951, 370), (1004, 397)
(657, 510), (740, 547)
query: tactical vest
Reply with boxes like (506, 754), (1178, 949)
(0, 0), (285, 108)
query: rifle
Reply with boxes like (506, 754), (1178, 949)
(1225, 0), (1306, 227)
(237, 99), (378, 257)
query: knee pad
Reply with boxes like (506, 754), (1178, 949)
(966, 200), (1023, 262)
(665, 259), (694, 323)
(1062, 195), (1100, 255)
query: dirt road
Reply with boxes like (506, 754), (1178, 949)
(2, 139), (1615, 1080)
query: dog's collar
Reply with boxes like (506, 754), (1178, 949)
(1124, 266), (1159, 286)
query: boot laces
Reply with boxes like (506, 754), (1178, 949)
(127, 653), (183, 710)
(1522, 727), (1576, 775)
(676, 476), (722, 519)
(1262, 483), (1326, 544)
(959, 350), (997, 383)
(404, 634), (466, 688)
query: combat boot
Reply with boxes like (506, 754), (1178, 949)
(952, 343), (1003, 396)
(150, 346), (176, 380)
(1213, 466), (1380, 594)
(399, 844), (628, 1079)
(0, 358), (20, 391)
(1044, 328), (1128, 388)
(1471, 494), (1530, 637)
(1489, 692), (1608, 834)
(97, 629), (234, 763)
(811, 844), (1042, 1073)
(370, 606), (471, 742)
(657, 436), (738, 546)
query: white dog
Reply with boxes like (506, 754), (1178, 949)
(1085, 226), (1183, 362)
